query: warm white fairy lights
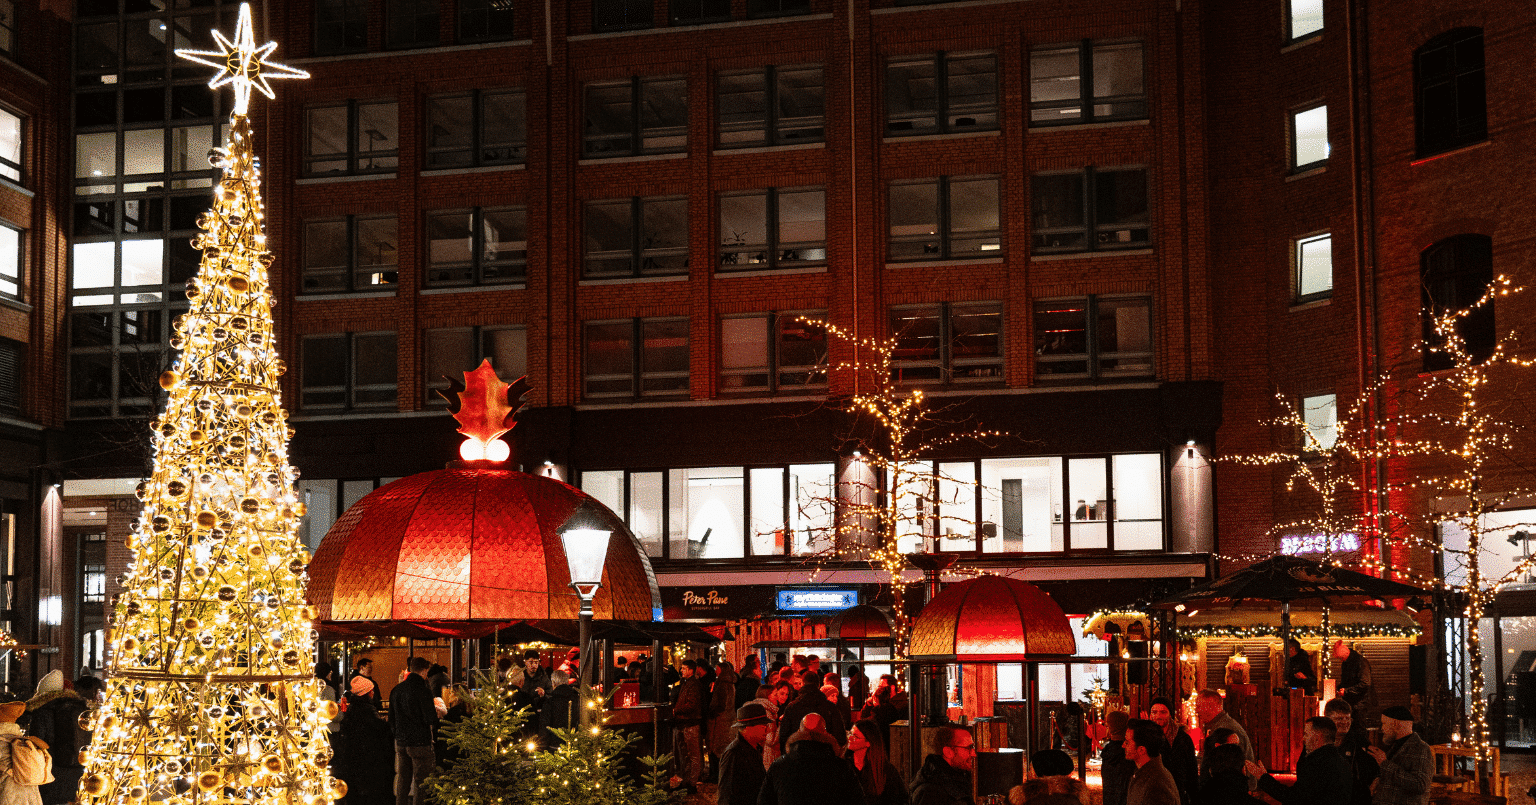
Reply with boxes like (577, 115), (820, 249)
(76, 9), (336, 805)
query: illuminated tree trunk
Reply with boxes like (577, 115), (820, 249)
(79, 10), (336, 805)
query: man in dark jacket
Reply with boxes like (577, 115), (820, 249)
(1101, 711), (1135, 805)
(538, 669), (580, 746)
(778, 670), (846, 753)
(1245, 717), (1350, 805)
(1334, 641), (1377, 725)
(910, 724), (975, 805)
(672, 659), (706, 791)
(391, 656), (440, 805)
(758, 726), (863, 805)
(718, 702), (772, 805)
(1364, 706), (1432, 805)
(1326, 697), (1378, 805)
(521, 650), (551, 709)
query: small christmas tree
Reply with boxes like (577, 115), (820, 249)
(426, 678), (538, 805)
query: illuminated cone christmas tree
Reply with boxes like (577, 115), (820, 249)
(77, 8), (338, 805)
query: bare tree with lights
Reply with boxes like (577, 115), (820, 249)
(76, 9), (339, 805)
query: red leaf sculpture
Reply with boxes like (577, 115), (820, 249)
(444, 360), (530, 446)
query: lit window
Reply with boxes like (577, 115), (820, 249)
(888, 176), (1001, 261)
(300, 332), (398, 411)
(425, 89), (526, 168)
(583, 318), (689, 399)
(301, 216), (397, 293)
(719, 187), (825, 271)
(0, 107), (20, 183)
(889, 302), (1004, 385)
(1029, 40), (1146, 127)
(1295, 233), (1332, 302)
(1301, 393), (1338, 451)
(425, 206), (527, 286)
(1034, 296), (1154, 382)
(0, 223), (18, 300)
(424, 326), (527, 404)
(720, 312), (827, 393)
(1031, 167), (1149, 253)
(1288, 0), (1323, 41)
(583, 196), (688, 278)
(304, 100), (399, 176)
(1414, 29), (1486, 157)
(886, 51), (998, 137)
(583, 76), (687, 158)
(717, 64), (824, 148)
(1290, 105), (1328, 171)
(83, 564), (107, 604)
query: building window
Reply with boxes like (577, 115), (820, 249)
(1290, 104), (1328, 172)
(0, 223), (18, 300)
(1287, 0), (1323, 41)
(304, 101), (399, 176)
(426, 89), (525, 169)
(300, 332), (398, 411)
(1415, 29), (1486, 157)
(717, 64), (824, 148)
(0, 107), (20, 183)
(1294, 233), (1332, 302)
(68, 308), (172, 419)
(459, 0), (515, 42)
(889, 302), (1004, 385)
(0, 0), (13, 55)
(425, 207), (527, 287)
(592, 0), (653, 33)
(748, 0), (810, 18)
(583, 196), (688, 278)
(302, 216), (398, 293)
(719, 187), (825, 271)
(0, 338), (19, 414)
(82, 564), (106, 604)
(583, 318), (690, 399)
(424, 326), (527, 404)
(1421, 234), (1494, 372)
(1301, 392), (1338, 451)
(1029, 40), (1146, 127)
(670, 0), (730, 25)
(1034, 296), (1154, 382)
(885, 51), (998, 137)
(721, 312), (827, 393)
(579, 463), (835, 559)
(1031, 167), (1149, 254)
(314, 0), (369, 55)
(888, 176), (1000, 261)
(583, 76), (687, 158)
(385, 0), (438, 48)
(974, 453), (1164, 553)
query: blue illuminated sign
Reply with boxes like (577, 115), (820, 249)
(776, 588), (859, 612)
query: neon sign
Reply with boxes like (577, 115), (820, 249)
(1279, 533), (1360, 555)
(776, 588), (859, 612)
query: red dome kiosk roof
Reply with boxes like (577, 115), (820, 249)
(307, 468), (661, 629)
(908, 574), (1076, 662)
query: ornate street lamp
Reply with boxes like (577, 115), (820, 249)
(562, 527), (611, 727)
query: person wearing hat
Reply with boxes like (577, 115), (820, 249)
(24, 671), (84, 805)
(716, 702), (771, 805)
(336, 676), (392, 805)
(1364, 706), (1431, 805)
(0, 699), (44, 805)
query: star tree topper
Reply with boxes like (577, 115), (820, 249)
(175, 2), (308, 116)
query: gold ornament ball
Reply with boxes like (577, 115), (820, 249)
(261, 754), (283, 773)
(158, 370), (180, 390)
(196, 511), (218, 528)
(319, 700), (339, 720)
(128, 784), (148, 800)
(217, 586), (238, 602)
(197, 771), (224, 792)
(81, 774), (107, 796)
(328, 779), (348, 799)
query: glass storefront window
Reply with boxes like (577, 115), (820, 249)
(1113, 453), (1163, 550)
(1068, 457), (1108, 549)
(790, 463), (835, 555)
(749, 467), (784, 556)
(938, 461), (976, 546)
(981, 457), (1063, 552)
(670, 467), (745, 559)
(630, 472), (664, 558)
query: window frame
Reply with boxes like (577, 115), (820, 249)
(82, 563), (107, 604)
(1293, 232), (1333, 304)
(719, 311), (828, 395)
(582, 196), (690, 279)
(1032, 294), (1156, 383)
(1414, 28), (1487, 158)
(457, 0), (516, 42)
(384, 0), (439, 49)
(717, 186), (826, 272)
(669, 0), (731, 26)
(67, 307), (176, 419)
(0, 0), (13, 56)
(1300, 392), (1338, 452)
(0, 106), (21, 184)
(885, 50), (1000, 138)
(888, 301), (1005, 386)
(313, 0), (370, 56)
(301, 214), (399, 294)
(1286, 0), (1324, 43)
(747, 0), (811, 19)
(1288, 103), (1329, 173)
(1030, 166), (1150, 255)
(423, 324), (528, 405)
(302, 99), (399, 177)
(716, 63), (826, 149)
(425, 88), (526, 169)
(582, 76), (688, 159)
(887, 175), (1002, 262)
(299, 331), (399, 412)
(0, 336), (19, 414)
(1420, 233), (1495, 373)
(1028, 39), (1148, 128)
(424, 206), (527, 288)
(592, 0), (655, 33)
(0, 221), (20, 302)
(583, 317), (691, 400)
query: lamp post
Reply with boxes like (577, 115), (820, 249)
(562, 527), (611, 729)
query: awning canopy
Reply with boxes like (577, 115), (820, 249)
(909, 574), (1077, 662)
(1175, 607), (1421, 640)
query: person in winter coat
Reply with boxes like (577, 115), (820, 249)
(538, 670), (580, 747)
(1125, 719), (1180, 805)
(434, 685), (469, 770)
(671, 660), (706, 792)
(1148, 697), (1196, 805)
(758, 726), (863, 805)
(336, 677), (394, 805)
(709, 662), (741, 760)
(777, 671), (846, 753)
(1008, 749), (1085, 805)
(910, 724), (975, 805)
(0, 701), (43, 805)
(717, 703), (772, 805)
(1324, 698), (1377, 805)
(847, 719), (908, 805)
(1243, 717), (1349, 805)
(757, 684), (789, 771)
(1196, 744), (1253, 805)
(24, 671), (85, 805)
(1101, 711), (1136, 805)
(734, 658), (762, 710)
(846, 665), (872, 714)
(1284, 640), (1318, 697)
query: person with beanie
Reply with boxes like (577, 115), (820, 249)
(336, 676), (392, 805)
(1364, 706), (1431, 805)
(24, 672), (81, 805)
(0, 701), (45, 805)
